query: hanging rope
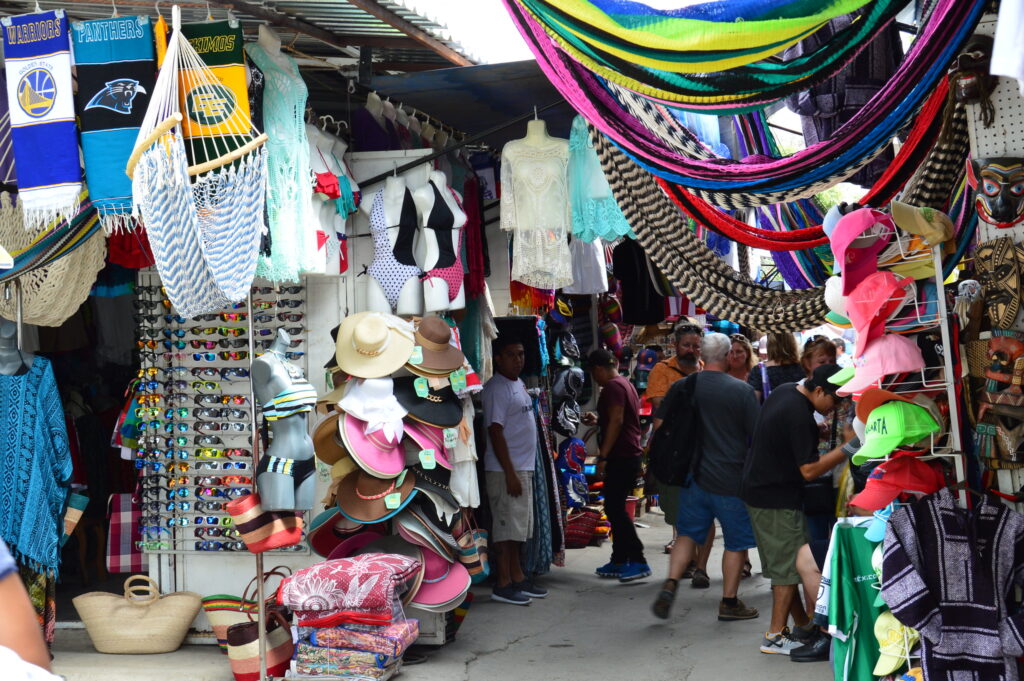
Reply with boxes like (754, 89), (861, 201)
(591, 131), (829, 330)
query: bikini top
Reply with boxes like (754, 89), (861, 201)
(424, 180), (457, 269)
(262, 382), (318, 421)
(391, 188), (420, 268)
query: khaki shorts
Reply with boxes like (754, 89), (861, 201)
(485, 471), (534, 543)
(746, 506), (808, 586)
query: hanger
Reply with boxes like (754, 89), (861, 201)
(204, 1), (214, 21)
(533, 105), (538, 120)
(111, 0), (119, 17)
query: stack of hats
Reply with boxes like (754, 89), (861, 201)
(308, 312), (474, 624)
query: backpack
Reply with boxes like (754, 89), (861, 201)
(647, 373), (702, 487)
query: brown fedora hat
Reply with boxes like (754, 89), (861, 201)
(408, 316), (465, 374)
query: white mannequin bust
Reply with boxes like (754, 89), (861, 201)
(408, 111), (422, 136)
(256, 24), (294, 72)
(420, 121), (436, 146)
(307, 124), (343, 177)
(395, 105), (410, 130)
(359, 176), (423, 316)
(382, 98), (397, 123)
(524, 118), (556, 145)
(413, 170), (467, 312)
(365, 92), (386, 128)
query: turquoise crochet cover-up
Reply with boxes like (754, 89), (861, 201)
(568, 115), (635, 243)
(0, 357), (71, 576)
(246, 43), (316, 283)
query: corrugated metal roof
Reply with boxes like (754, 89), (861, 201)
(0, 0), (475, 68)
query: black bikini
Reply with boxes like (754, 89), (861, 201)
(391, 189), (420, 268)
(424, 180), (456, 269)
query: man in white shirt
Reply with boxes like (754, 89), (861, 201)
(482, 336), (547, 606)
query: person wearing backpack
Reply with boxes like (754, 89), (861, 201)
(583, 348), (651, 583)
(650, 333), (761, 622)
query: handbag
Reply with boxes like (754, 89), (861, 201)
(106, 493), (143, 574)
(564, 509), (601, 549)
(225, 492), (303, 553)
(226, 609), (293, 681)
(453, 512), (489, 585)
(202, 566), (291, 653)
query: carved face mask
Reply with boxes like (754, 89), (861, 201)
(949, 35), (997, 124)
(986, 334), (1024, 385)
(967, 158), (1024, 228)
(976, 237), (1021, 329)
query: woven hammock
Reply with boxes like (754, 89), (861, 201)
(520, 0), (878, 75)
(507, 0), (983, 200)
(0, 194), (105, 326)
(128, 6), (267, 318)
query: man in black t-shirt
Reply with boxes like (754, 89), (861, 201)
(741, 364), (850, 658)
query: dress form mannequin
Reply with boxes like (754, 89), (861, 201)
(414, 170), (467, 312)
(307, 124), (344, 176)
(252, 329), (315, 511)
(359, 176), (424, 316)
(257, 24), (291, 70)
(0, 319), (31, 376)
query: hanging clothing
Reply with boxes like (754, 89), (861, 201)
(0, 357), (71, 576)
(567, 115), (634, 242)
(611, 239), (665, 325)
(500, 136), (573, 290)
(462, 176), (488, 297)
(246, 42), (317, 282)
(992, 0), (1024, 95)
(563, 237), (608, 295)
(522, 405), (553, 577)
(366, 191), (421, 312)
(18, 561), (55, 647)
(351, 107), (398, 152)
(881, 488), (1024, 681)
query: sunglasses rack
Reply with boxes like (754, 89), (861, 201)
(134, 270), (310, 555)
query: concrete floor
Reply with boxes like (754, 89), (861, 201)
(52, 513), (828, 681)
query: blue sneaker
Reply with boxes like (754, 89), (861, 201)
(618, 562), (652, 582)
(595, 562), (625, 579)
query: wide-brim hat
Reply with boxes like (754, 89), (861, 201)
(402, 420), (453, 470)
(336, 469), (418, 524)
(393, 376), (462, 428)
(335, 312), (415, 379)
(329, 532), (421, 602)
(307, 507), (371, 557)
(338, 378), (407, 440)
(395, 507), (456, 562)
(410, 464), (459, 512)
(312, 411), (349, 468)
(338, 411), (406, 479)
(318, 370), (348, 408)
(410, 545), (471, 610)
(409, 316), (465, 374)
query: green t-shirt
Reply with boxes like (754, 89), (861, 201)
(829, 524), (885, 681)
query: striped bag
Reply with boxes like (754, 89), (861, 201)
(227, 609), (292, 681)
(225, 492), (303, 553)
(453, 512), (489, 585)
(202, 566), (291, 653)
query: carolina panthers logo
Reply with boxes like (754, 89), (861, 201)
(85, 79), (146, 114)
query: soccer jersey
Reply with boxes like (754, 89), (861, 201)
(828, 522), (885, 681)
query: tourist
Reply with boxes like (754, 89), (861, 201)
(727, 334), (756, 382)
(741, 364), (850, 659)
(482, 336), (548, 606)
(832, 337), (852, 368)
(651, 333), (760, 622)
(584, 348), (651, 583)
(748, 332), (805, 402)
(801, 336), (837, 374)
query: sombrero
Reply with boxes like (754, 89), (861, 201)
(410, 545), (470, 611)
(392, 376), (462, 428)
(335, 469), (418, 524)
(338, 412), (406, 479)
(335, 312), (415, 379)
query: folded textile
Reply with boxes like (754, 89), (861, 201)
(277, 556), (420, 628)
(308, 619), (419, 658)
(71, 16), (155, 232)
(295, 657), (399, 679)
(2, 10), (82, 229)
(297, 642), (393, 670)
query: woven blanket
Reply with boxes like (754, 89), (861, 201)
(1, 10), (82, 229)
(180, 21), (250, 165)
(308, 619), (419, 657)
(71, 16), (155, 232)
(296, 643), (393, 671)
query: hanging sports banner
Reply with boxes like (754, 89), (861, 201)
(71, 15), (156, 231)
(2, 10), (82, 229)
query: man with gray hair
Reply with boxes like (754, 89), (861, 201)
(651, 332), (761, 622)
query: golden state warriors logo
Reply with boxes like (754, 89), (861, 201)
(17, 68), (56, 118)
(185, 83), (235, 127)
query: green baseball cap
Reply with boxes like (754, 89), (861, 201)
(852, 401), (940, 465)
(827, 365), (855, 386)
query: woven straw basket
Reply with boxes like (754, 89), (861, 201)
(73, 575), (201, 654)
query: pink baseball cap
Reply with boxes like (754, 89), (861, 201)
(846, 272), (915, 358)
(830, 208), (895, 295)
(838, 334), (925, 397)
(410, 546), (471, 609)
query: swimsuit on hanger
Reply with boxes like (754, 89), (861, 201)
(424, 180), (456, 268)
(366, 190), (421, 311)
(257, 360), (318, 487)
(423, 187), (465, 302)
(313, 148), (342, 199)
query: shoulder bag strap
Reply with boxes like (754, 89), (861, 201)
(759, 362), (772, 398)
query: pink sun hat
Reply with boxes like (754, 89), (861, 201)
(402, 419), (453, 470)
(830, 208), (895, 295)
(338, 412), (406, 478)
(410, 546), (471, 611)
(837, 334), (925, 397)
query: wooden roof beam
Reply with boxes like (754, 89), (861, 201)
(340, 0), (473, 66)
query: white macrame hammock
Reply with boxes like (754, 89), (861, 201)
(127, 5), (267, 318)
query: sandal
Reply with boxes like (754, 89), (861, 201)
(652, 579), (678, 620)
(663, 540), (675, 554)
(742, 561), (752, 579)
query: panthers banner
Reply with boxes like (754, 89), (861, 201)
(179, 20), (251, 165)
(71, 15), (155, 230)
(2, 9), (82, 229)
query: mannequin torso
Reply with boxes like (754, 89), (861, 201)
(413, 170), (467, 312)
(252, 329), (315, 511)
(0, 320), (31, 376)
(360, 176), (424, 316)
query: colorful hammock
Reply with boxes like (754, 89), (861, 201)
(522, 0), (878, 75)
(0, 191), (101, 283)
(505, 0), (984, 204)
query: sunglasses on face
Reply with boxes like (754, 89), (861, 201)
(283, 327), (303, 336)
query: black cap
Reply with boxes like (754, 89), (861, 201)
(806, 364), (843, 397)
